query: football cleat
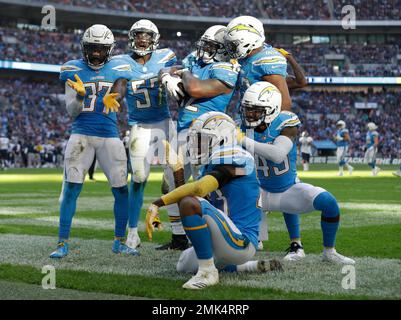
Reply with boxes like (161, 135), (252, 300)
(182, 267), (219, 290)
(112, 239), (140, 256)
(337, 171), (344, 176)
(393, 171), (401, 177)
(322, 248), (355, 264)
(283, 242), (306, 261)
(257, 241), (264, 251)
(348, 165), (354, 175)
(156, 234), (189, 251)
(126, 228), (141, 249)
(49, 241), (69, 259)
(372, 167), (381, 176)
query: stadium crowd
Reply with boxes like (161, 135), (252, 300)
(26, 0), (401, 20)
(0, 78), (400, 169)
(1, 26), (400, 77)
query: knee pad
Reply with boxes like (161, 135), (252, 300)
(176, 248), (198, 273)
(313, 191), (339, 217)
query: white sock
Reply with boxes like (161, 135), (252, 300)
(236, 261), (258, 273)
(324, 247), (336, 254)
(198, 258), (215, 271)
(128, 227), (138, 237)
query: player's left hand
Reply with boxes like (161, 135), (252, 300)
(103, 93), (120, 114)
(145, 203), (162, 241)
(274, 47), (291, 58)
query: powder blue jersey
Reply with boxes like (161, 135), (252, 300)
(117, 49), (177, 125)
(177, 59), (239, 132)
(366, 130), (379, 148)
(59, 58), (132, 138)
(237, 44), (287, 104)
(245, 111), (301, 193)
(199, 146), (261, 249)
(336, 128), (349, 147)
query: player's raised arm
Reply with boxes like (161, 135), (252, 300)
(275, 48), (308, 90)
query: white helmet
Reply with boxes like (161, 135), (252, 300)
(187, 111), (237, 165)
(81, 24), (115, 70)
(224, 16), (265, 59)
(336, 120), (346, 129)
(367, 122), (378, 131)
(301, 131), (308, 137)
(240, 81), (282, 128)
(196, 25), (228, 63)
(129, 19), (160, 56)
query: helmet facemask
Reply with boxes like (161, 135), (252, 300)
(129, 29), (159, 56)
(196, 39), (223, 64)
(81, 42), (114, 70)
(240, 103), (267, 128)
(188, 132), (218, 165)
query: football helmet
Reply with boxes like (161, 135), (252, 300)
(336, 120), (346, 129)
(129, 19), (160, 56)
(81, 24), (115, 70)
(367, 122), (378, 131)
(240, 81), (282, 128)
(196, 25), (228, 63)
(224, 16), (265, 59)
(301, 131), (308, 138)
(187, 111), (237, 165)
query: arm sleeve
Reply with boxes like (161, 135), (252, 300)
(161, 175), (219, 206)
(65, 83), (84, 118)
(243, 135), (293, 163)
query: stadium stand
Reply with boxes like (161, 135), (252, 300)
(1, 26), (400, 77)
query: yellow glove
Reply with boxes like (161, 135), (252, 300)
(145, 204), (162, 241)
(67, 74), (85, 97)
(103, 92), (120, 114)
(236, 127), (245, 144)
(274, 47), (291, 58)
(162, 139), (184, 172)
(153, 215), (163, 231)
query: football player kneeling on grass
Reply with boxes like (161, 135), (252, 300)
(238, 81), (355, 265)
(146, 112), (282, 289)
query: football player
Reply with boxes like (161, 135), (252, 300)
(238, 81), (355, 265)
(145, 112), (282, 289)
(155, 25), (240, 250)
(334, 120), (354, 176)
(224, 16), (302, 254)
(299, 131), (313, 171)
(116, 19), (181, 250)
(50, 24), (138, 258)
(364, 122), (380, 176)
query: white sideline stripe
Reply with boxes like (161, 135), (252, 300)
(0, 234), (400, 298)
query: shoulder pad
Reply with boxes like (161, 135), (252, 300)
(275, 112), (301, 131)
(60, 60), (83, 73)
(156, 48), (176, 64)
(209, 147), (255, 174)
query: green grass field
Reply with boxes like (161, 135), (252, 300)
(1, 164), (401, 300)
